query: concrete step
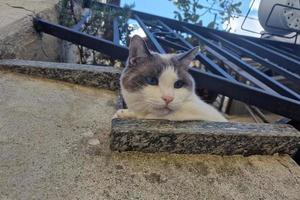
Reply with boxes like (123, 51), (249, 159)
(0, 59), (121, 90)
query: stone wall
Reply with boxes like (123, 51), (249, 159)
(0, 0), (61, 61)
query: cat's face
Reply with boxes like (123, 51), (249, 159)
(121, 35), (199, 115)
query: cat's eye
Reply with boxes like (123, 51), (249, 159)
(145, 77), (158, 85)
(174, 80), (185, 88)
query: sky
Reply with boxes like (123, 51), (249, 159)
(120, 0), (263, 37)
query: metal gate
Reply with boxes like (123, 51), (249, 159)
(33, 2), (300, 121)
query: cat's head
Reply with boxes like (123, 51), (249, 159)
(121, 35), (199, 115)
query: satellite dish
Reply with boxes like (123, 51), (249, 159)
(258, 0), (300, 35)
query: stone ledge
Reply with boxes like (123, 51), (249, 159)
(0, 59), (121, 90)
(111, 119), (300, 155)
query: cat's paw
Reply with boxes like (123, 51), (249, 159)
(112, 109), (136, 119)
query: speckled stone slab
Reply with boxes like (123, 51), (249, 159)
(111, 119), (300, 155)
(0, 59), (121, 90)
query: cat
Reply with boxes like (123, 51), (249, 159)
(113, 35), (227, 122)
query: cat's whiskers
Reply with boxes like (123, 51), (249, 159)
(144, 99), (164, 108)
(127, 99), (152, 112)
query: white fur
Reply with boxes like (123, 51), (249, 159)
(118, 66), (227, 122)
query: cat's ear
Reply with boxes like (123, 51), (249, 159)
(175, 46), (199, 68)
(128, 35), (152, 66)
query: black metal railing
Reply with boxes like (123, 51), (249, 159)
(33, 2), (300, 121)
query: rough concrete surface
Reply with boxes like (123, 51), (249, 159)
(0, 0), (60, 61)
(1, 72), (300, 200)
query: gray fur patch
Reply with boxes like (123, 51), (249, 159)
(121, 53), (194, 92)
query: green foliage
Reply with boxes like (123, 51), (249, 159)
(118, 4), (136, 46)
(169, 0), (242, 30)
(58, 0), (135, 45)
(57, 0), (77, 27)
(57, 0), (135, 65)
(172, 0), (203, 23)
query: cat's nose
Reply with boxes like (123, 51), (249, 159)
(161, 95), (174, 104)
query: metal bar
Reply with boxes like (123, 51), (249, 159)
(225, 98), (233, 114)
(295, 34), (299, 46)
(72, 9), (92, 31)
(33, 18), (128, 60)
(156, 37), (189, 51)
(207, 32), (300, 86)
(157, 20), (234, 80)
(264, 44), (300, 62)
(215, 33), (300, 74)
(204, 46), (278, 94)
(95, 2), (300, 52)
(245, 105), (261, 123)
(240, 0), (261, 35)
(237, 38), (300, 75)
(218, 95), (225, 111)
(137, 16), (236, 84)
(263, 41), (300, 57)
(133, 14), (166, 53)
(113, 17), (120, 45)
(195, 52), (235, 80)
(156, 20), (192, 47)
(182, 19), (300, 71)
(190, 67), (300, 121)
(182, 26), (300, 100)
(250, 106), (269, 123)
